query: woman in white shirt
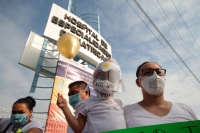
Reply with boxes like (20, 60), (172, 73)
(0, 96), (43, 133)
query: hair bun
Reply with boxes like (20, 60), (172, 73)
(25, 96), (36, 107)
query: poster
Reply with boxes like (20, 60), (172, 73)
(44, 59), (93, 133)
(103, 120), (200, 133)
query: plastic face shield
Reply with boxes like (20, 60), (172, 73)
(93, 69), (120, 83)
(93, 58), (126, 92)
(93, 69), (125, 92)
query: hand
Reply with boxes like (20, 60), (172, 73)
(57, 93), (68, 109)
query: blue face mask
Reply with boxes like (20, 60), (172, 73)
(10, 114), (27, 127)
(69, 93), (82, 109)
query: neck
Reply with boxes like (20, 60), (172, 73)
(140, 91), (166, 106)
(25, 119), (31, 126)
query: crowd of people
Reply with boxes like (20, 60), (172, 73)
(57, 58), (198, 133)
(0, 58), (198, 133)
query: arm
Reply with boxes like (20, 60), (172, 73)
(26, 128), (43, 133)
(57, 93), (86, 133)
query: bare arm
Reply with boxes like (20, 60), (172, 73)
(27, 128), (43, 133)
(57, 93), (86, 133)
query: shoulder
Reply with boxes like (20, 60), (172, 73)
(30, 120), (42, 125)
(0, 118), (13, 131)
(75, 100), (90, 116)
(23, 120), (43, 131)
(113, 98), (123, 106)
(77, 95), (99, 107)
(123, 103), (138, 112)
(28, 120), (43, 127)
(172, 102), (192, 110)
(0, 118), (11, 124)
(76, 100), (88, 110)
(0, 118), (10, 121)
(172, 102), (198, 120)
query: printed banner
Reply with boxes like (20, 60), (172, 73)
(44, 60), (93, 133)
(102, 120), (200, 133)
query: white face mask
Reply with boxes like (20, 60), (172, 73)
(140, 71), (165, 95)
(93, 80), (117, 99)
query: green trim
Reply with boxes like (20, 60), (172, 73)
(102, 120), (200, 133)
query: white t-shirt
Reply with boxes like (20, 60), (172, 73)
(75, 95), (126, 133)
(0, 118), (43, 133)
(123, 102), (198, 128)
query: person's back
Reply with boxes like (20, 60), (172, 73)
(76, 95), (125, 132)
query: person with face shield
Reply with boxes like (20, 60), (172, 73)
(123, 61), (198, 128)
(0, 96), (43, 133)
(67, 80), (90, 133)
(57, 58), (126, 133)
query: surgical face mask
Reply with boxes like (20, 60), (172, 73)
(10, 114), (27, 127)
(93, 79), (118, 99)
(140, 71), (165, 95)
(69, 93), (82, 109)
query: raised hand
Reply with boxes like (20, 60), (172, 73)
(56, 93), (67, 109)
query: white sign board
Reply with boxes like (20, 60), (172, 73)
(19, 32), (94, 77)
(19, 32), (59, 76)
(43, 3), (112, 66)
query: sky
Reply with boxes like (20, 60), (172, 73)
(0, 0), (200, 120)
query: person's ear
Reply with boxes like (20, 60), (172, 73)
(136, 78), (140, 87)
(83, 90), (90, 99)
(28, 109), (33, 114)
(85, 90), (90, 97)
(27, 110), (33, 119)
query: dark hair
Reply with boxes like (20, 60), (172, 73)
(68, 81), (90, 96)
(136, 62), (162, 78)
(68, 81), (88, 91)
(13, 96), (36, 111)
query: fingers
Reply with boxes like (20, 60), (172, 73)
(58, 93), (64, 98)
(57, 93), (62, 104)
(57, 93), (65, 105)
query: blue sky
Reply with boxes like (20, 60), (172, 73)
(0, 0), (200, 119)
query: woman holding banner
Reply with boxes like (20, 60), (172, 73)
(123, 61), (198, 128)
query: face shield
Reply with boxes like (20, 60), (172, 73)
(93, 69), (120, 83)
(93, 58), (125, 93)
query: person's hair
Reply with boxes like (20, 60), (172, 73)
(136, 61), (162, 78)
(13, 96), (36, 111)
(68, 81), (88, 91)
(68, 81), (90, 96)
